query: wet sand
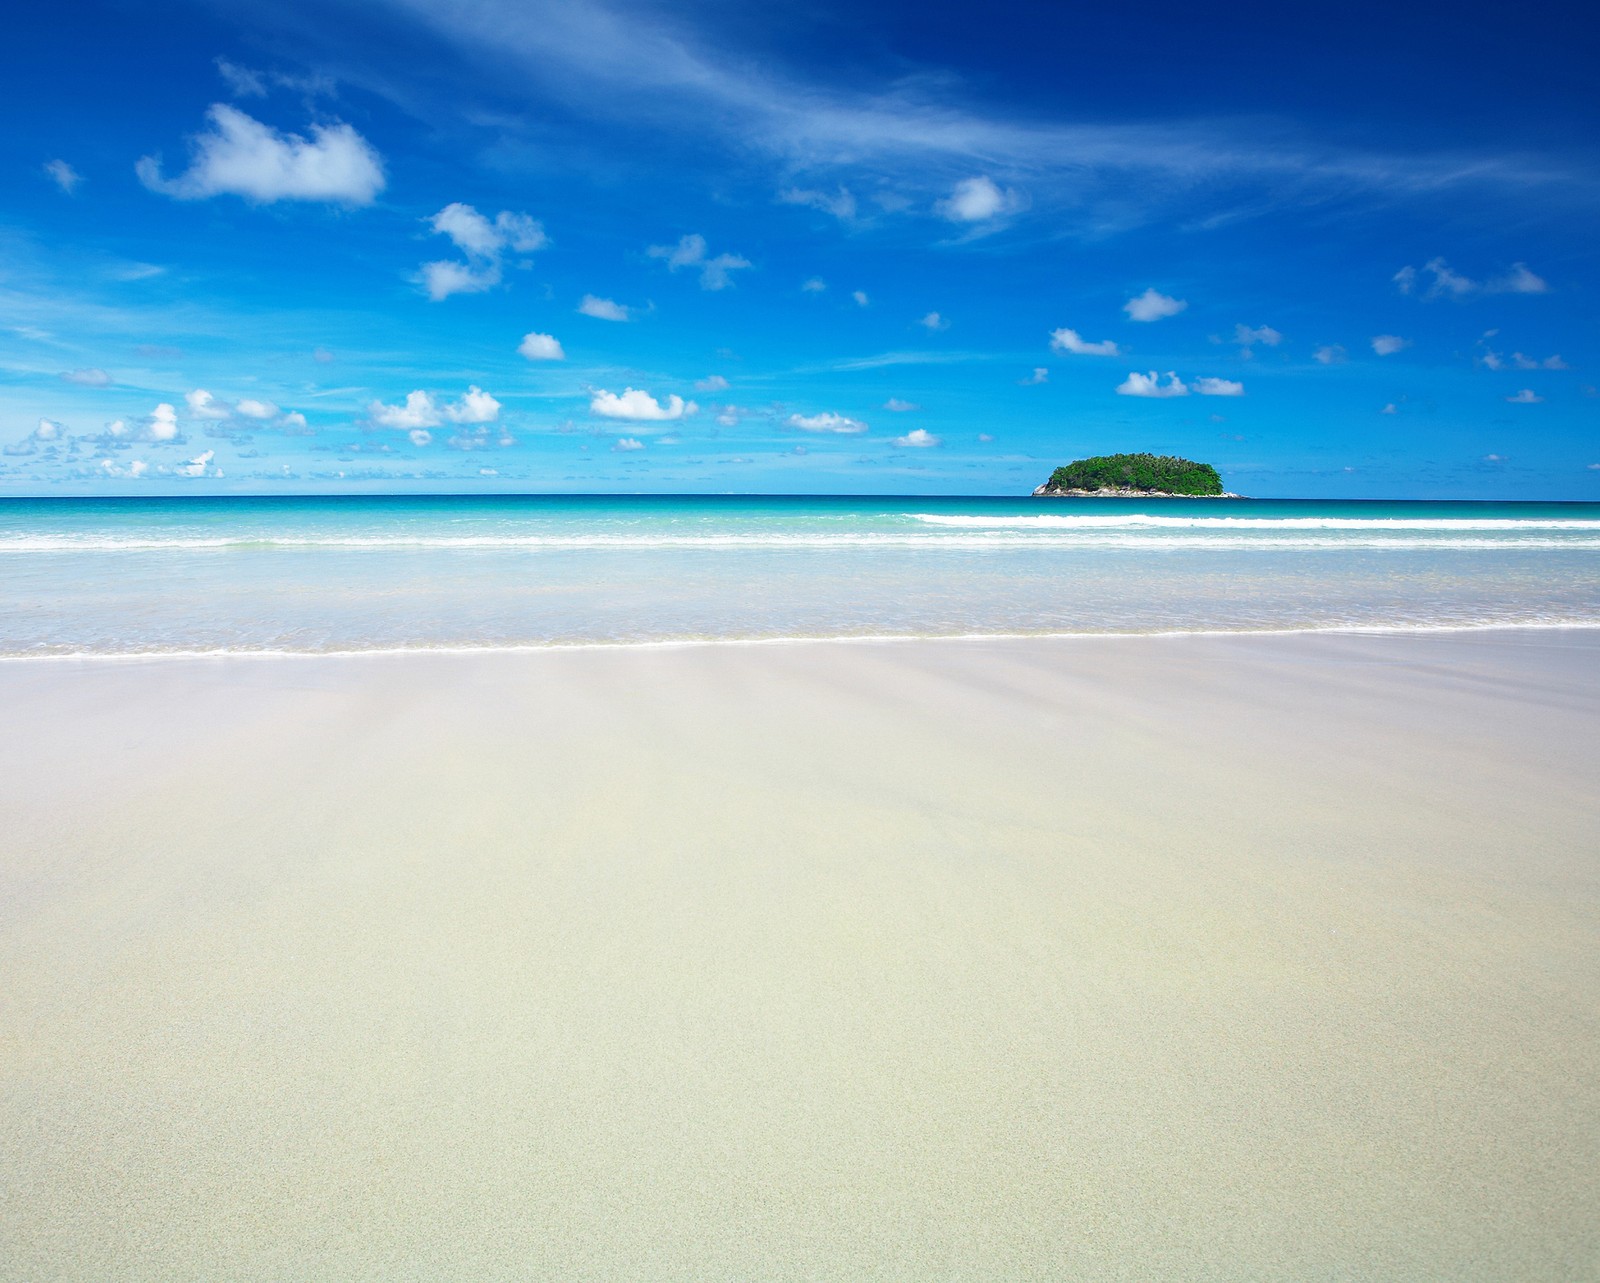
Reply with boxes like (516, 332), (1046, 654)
(1, 629), (1597, 1281)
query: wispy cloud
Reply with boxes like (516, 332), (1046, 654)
(647, 233), (751, 290)
(1394, 258), (1549, 299)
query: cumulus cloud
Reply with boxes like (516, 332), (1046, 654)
(518, 331), (565, 360)
(1124, 288), (1186, 322)
(787, 411), (867, 434)
(883, 398), (919, 411)
(1395, 257), (1549, 300)
(408, 428), (432, 447)
(369, 387), (501, 429)
(613, 436), (645, 451)
(175, 449), (221, 478)
(1193, 377), (1245, 396)
(578, 294), (631, 321)
(780, 186), (857, 221)
(801, 277), (827, 293)
(147, 404), (181, 441)
(44, 160), (82, 193)
(1020, 367), (1049, 385)
(1116, 370), (1189, 397)
(590, 388), (694, 421)
(1050, 327), (1120, 356)
(420, 202), (545, 300)
(1505, 388), (1543, 403)
(852, 290), (870, 307)
(60, 368), (111, 386)
(371, 391), (441, 430)
(1314, 344), (1348, 365)
(98, 457), (149, 478)
(647, 233), (752, 290)
(136, 104), (385, 204)
(918, 311), (950, 331)
(1371, 335), (1410, 356)
(234, 398), (277, 420)
(186, 389), (231, 420)
(937, 176), (1021, 222)
(695, 375), (729, 392)
(893, 428), (940, 447)
(447, 386), (502, 423)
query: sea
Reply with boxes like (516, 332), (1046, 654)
(3, 494), (1599, 657)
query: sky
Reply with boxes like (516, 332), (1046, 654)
(2, 0), (1597, 497)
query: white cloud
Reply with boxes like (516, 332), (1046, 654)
(977, 432), (994, 442)
(613, 436), (645, 451)
(1512, 352), (1567, 370)
(137, 104), (385, 204)
(408, 428), (433, 447)
(1193, 376), (1245, 396)
(518, 331), (566, 360)
(590, 388), (694, 421)
(883, 398), (919, 411)
(44, 160), (81, 194)
(215, 58), (267, 98)
(1049, 327), (1120, 356)
(918, 311), (950, 331)
(147, 404), (180, 441)
(372, 387), (503, 430)
(780, 186), (857, 220)
(716, 406), (741, 427)
(1505, 388), (1543, 403)
(235, 398), (279, 419)
(282, 411), (309, 430)
(893, 428), (940, 447)
(801, 277), (827, 293)
(647, 233), (751, 290)
(1233, 323), (1282, 351)
(1371, 334), (1410, 356)
(1496, 263), (1549, 294)
(1381, 403), (1398, 415)
(787, 411), (867, 434)
(445, 386), (501, 423)
(1116, 370), (1189, 397)
(60, 368), (111, 387)
(1124, 288), (1186, 322)
(98, 457), (149, 478)
(936, 175), (1021, 222)
(1020, 367), (1048, 385)
(420, 260), (501, 299)
(1395, 257), (1550, 300)
(578, 294), (631, 321)
(185, 388), (231, 420)
(176, 449), (219, 478)
(1313, 344), (1347, 365)
(421, 203), (544, 300)
(695, 375), (729, 392)
(430, 202), (547, 256)
(852, 290), (869, 307)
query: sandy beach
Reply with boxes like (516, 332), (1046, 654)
(1, 628), (1597, 1281)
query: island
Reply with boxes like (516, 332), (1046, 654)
(1033, 453), (1235, 497)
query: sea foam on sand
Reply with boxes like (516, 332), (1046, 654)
(1, 630), (1597, 1281)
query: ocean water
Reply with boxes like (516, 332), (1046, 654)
(2, 494), (1599, 656)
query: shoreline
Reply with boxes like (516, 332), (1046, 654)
(2, 617), (1598, 664)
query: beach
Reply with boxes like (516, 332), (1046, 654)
(2, 627), (1597, 1281)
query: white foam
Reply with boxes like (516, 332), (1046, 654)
(907, 513), (1600, 531)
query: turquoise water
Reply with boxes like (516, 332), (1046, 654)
(3, 494), (1599, 655)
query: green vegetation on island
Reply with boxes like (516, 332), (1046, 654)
(1035, 453), (1227, 497)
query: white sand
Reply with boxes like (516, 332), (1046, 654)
(1, 630), (1597, 1281)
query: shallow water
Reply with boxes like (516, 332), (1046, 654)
(3, 494), (1598, 654)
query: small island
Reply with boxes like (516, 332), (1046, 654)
(1033, 453), (1235, 497)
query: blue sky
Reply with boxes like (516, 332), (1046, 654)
(2, 0), (1596, 497)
